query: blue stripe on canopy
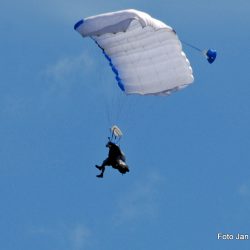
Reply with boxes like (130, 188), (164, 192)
(94, 41), (125, 92)
(74, 19), (84, 30)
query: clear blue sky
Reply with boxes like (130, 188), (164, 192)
(1, 0), (250, 249)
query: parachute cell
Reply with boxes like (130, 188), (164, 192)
(74, 9), (194, 96)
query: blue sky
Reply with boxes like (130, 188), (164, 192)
(1, 0), (250, 249)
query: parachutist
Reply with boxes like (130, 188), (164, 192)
(95, 141), (129, 178)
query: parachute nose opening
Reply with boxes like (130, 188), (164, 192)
(74, 19), (84, 30)
(205, 49), (217, 64)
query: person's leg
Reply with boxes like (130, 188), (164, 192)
(96, 158), (110, 178)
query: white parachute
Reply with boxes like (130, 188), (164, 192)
(74, 9), (194, 96)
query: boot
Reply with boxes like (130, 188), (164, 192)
(96, 173), (104, 178)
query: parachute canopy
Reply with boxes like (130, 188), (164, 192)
(74, 9), (194, 96)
